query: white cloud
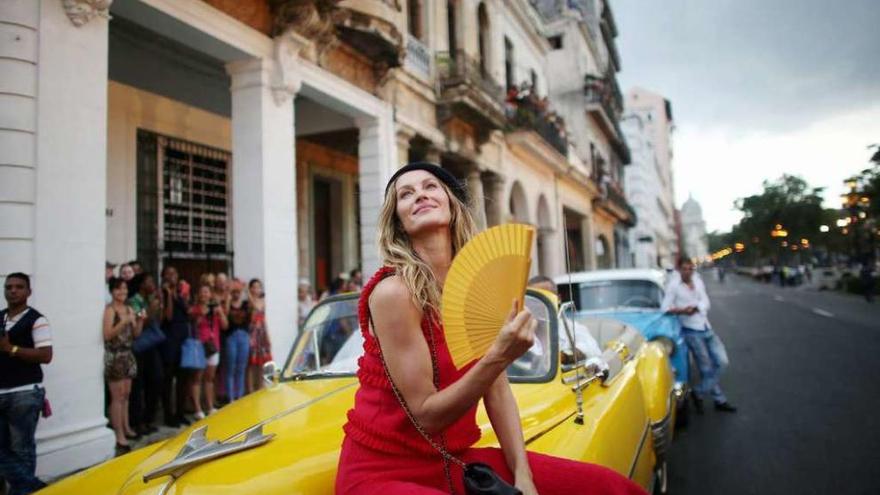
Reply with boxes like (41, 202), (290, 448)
(674, 104), (880, 232)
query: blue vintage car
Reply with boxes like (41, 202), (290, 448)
(555, 269), (689, 422)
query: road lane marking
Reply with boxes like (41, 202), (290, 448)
(773, 295), (785, 302)
(812, 308), (834, 318)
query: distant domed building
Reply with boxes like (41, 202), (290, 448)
(680, 195), (709, 262)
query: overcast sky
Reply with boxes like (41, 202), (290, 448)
(614, 0), (880, 232)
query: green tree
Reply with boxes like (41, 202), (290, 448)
(733, 175), (825, 260)
(841, 144), (880, 260)
(706, 230), (731, 253)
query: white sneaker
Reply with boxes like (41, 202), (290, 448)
(194, 411), (206, 420)
(209, 408), (219, 416)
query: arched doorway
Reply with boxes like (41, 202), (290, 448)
(508, 181), (529, 223)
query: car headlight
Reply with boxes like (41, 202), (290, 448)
(652, 336), (675, 356)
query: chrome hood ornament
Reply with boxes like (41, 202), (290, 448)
(143, 424), (275, 483)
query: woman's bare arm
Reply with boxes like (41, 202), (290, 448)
(102, 306), (127, 341)
(370, 276), (535, 434)
(485, 373), (535, 493)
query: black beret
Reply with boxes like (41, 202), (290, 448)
(385, 161), (469, 204)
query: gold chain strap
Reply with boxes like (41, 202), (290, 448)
(368, 311), (466, 494)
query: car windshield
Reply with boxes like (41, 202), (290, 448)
(283, 297), (361, 378)
(283, 293), (555, 381)
(560, 280), (662, 311)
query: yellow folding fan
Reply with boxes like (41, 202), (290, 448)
(441, 223), (535, 369)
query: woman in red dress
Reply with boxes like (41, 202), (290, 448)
(336, 162), (645, 494)
(246, 278), (272, 394)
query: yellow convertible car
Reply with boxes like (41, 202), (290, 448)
(41, 290), (676, 494)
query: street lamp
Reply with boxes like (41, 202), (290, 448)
(819, 225), (830, 233)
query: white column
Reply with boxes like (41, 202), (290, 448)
(467, 169), (488, 230)
(483, 174), (507, 227)
(396, 128), (413, 165)
(583, 215), (597, 270)
(227, 58), (298, 362)
(357, 113), (397, 277)
(7, 0), (116, 478)
(0, 0), (38, 278)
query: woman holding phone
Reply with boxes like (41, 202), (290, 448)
(103, 277), (144, 453)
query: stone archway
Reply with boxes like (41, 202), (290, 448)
(508, 180), (529, 223)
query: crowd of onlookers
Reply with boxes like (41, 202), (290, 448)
(102, 261), (364, 455)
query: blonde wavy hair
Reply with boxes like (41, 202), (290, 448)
(378, 177), (478, 314)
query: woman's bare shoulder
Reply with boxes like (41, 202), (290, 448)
(369, 275), (420, 322)
(370, 275), (412, 306)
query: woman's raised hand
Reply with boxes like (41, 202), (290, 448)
(486, 299), (537, 365)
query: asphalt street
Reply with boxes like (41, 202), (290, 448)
(667, 273), (880, 495)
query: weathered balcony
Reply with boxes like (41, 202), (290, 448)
(508, 100), (568, 157)
(593, 181), (636, 227)
(335, 0), (405, 67)
(435, 50), (507, 134)
(584, 73), (630, 163)
(269, 0), (404, 68)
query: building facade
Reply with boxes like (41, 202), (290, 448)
(537, 0), (635, 270)
(0, 0), (632, 477)
(681, 195), (709, 262)
(623, 87), (677, 268)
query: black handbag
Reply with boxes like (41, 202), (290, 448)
(464, 463), (522, 495)
(370, 314), (521, 495)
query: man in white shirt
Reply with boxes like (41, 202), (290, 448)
(0, 273), (53, 494)
(528, 276), (603, 361)
(662, 259), (736, 413)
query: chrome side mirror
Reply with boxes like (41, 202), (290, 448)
(583, 356), (610, 383)
(262, 361), (280, 386)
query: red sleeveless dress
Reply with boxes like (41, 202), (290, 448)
(336, 268), (646, 495)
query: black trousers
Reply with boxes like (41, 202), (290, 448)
(160, 337), (189, 421)
(130, 347), (163, 427)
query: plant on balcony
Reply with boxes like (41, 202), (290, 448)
(505, 82), (568, 155)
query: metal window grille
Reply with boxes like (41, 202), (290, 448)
(156, 134), (232, 260)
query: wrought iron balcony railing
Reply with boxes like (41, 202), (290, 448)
(508, 101), (569, 156)
(584, 74), (622, 123)
(584, 73), (631, 163)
